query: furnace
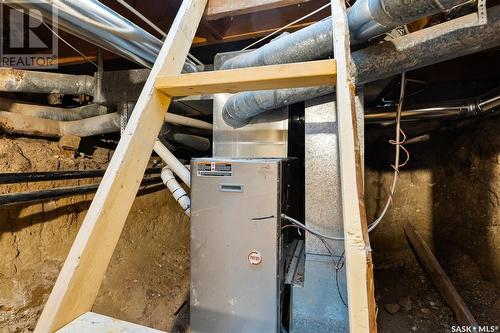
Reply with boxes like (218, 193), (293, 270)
(190, 158), (300, 333)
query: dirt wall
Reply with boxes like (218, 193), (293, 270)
(0, 137), (189, 333)
(365, 115), (500, 286)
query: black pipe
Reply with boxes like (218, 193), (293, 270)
(0, 167), (162, 185)
(0, 176), (163, 205)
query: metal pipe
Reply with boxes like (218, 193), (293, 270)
(0, 168), (162, 185)
(0, 176), (163, 206)
(0, 67), (95, 95)
(365, 89), (500, 124)
(366, 105), (472, 123)
(222, 5), (500, 127)
(477, 91), (500, 112)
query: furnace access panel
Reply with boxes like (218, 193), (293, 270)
(190, 158), (288, 333)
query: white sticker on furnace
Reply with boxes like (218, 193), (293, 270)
(248, 251), (262, 265)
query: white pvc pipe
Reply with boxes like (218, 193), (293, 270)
(153, 140), (190, 187)
(165, 113), (213, 130)
(161, 167), (191, 216)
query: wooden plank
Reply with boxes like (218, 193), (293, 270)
(155, 59), (336, 96)
(205, 0), (311, 20)
(33, 1), (207, 332)
(404, 224), (478, 327)
(204, 1), (328, 44)
(56, 312), (166, 333)
(330, 0), (377, 332)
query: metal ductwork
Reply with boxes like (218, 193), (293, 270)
(9, 0), (194, 70)
(365, 89), (500, 124)
(222, 0), (489, 127)
(221, 0), (464, 70)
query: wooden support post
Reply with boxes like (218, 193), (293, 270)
(34, 1), (207, 332)
(330, 0), (377, 332)
(404, 224), (478, 327)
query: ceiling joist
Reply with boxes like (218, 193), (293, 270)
(205, 0), (312, 20)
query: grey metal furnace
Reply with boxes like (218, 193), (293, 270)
(190, 158), (299, 333)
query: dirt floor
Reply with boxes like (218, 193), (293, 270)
(365, 114), (500, 332)
(0, 136), (190, 333)
(374, 247), (499, 333)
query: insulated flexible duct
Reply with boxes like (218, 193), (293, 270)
(0, 68), (95, 95)
(221, 0), (465, 70)
(0, 97), (213, 127)
(222, 5), (500, 127)
(171, 133), (211, 151)
(0, 112), (121, 137)
(0, 111), (212, 147)
(0, 98), (107, 121)
(10, 0), (195, 70)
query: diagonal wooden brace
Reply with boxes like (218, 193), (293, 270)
(34, 1), (208, 332)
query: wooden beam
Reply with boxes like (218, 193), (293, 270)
(205, 0), (312, 20)
(190, 1), (329, 46)
(155, 59), (336, 96)
(404, 224), (478, 327)
(33, 1), (207, 332)
(215, 1), (328, 43)
(201, 17), (224, 40)
(331, 0), (377, 332)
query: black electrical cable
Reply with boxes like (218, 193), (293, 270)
(0, 176), (163, 205)
(281, 215), (348, 308)
(0, 167), (163, 184)
(335, 250), (348, 307)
